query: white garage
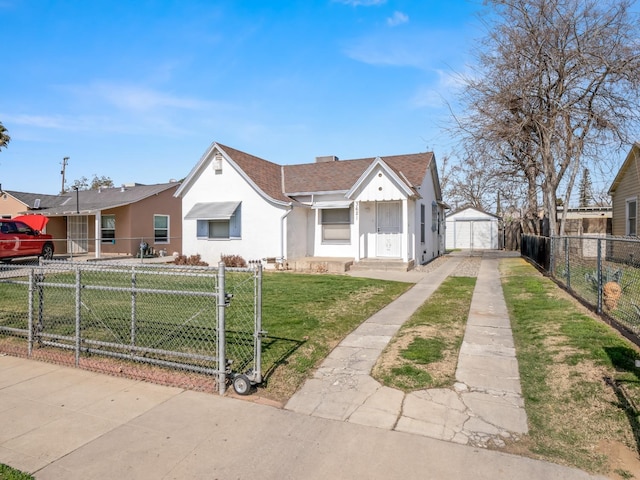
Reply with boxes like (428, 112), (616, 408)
(446, 207), (500, 250)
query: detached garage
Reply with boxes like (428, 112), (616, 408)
(446, 207), (500, 250)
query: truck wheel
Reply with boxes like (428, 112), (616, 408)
(41, 243), (54, 260)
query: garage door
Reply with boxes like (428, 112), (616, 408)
(453, 220), (495, 249)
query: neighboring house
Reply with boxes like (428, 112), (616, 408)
(446, 207), (500, 250)
(558, 206), (611, 237)
(10, 183), (182, 259)
(1, 190), (62, 219)
(175, 142), (447, 270)
(609, 143), (640, 238)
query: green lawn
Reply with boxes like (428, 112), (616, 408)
(502, 257), (640, 476)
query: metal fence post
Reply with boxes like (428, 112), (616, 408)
(254, 263), (263, 384)
(564, 237), (570, 289)
(549, 236), (555, 275)
(596, 238), (603, 314)
(75, 267), (81, 366)
(217, 262), (226, 395)
(131, 269), (137, 353)
(28, 268), (34, 356)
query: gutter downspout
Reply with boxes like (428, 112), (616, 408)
(280, 203), (293, 268)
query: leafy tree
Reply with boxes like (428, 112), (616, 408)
(70, 175), (114, 191)
(89, 175), (114, 190)
(456, 0), (640, 235)
(0, 122), (10, 152)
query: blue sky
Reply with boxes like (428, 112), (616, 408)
(0, 0), (485, 194)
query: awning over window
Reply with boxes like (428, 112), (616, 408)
(184, 201), (240, 220)
(311, 201), (353, 209)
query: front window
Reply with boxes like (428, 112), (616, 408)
(154, 215), (169, 243)
(196, 206), (241, 240)
(627, 199), (637, 236)
(321, 207), (351, 243)
(101, 215), (115, 243)
(431, 202), (437, 232)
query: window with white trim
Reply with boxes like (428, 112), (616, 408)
(627, 198), (637, 236)
(420, 204), (425, 243)
(154, 215), (169, 243)
(101, 215), (115, 243)
(321, 207), (351, 243)
(196, 206), (241, 239)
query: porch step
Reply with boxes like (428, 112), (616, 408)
(289, 257), (354, 274)
(350, 259), (415, 272)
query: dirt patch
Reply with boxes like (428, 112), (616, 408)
(597, 440), (640, 479)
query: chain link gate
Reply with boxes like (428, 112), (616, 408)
(0, 260), (263, 395)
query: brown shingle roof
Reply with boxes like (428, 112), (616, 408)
(216, 143), (290, 203)
(282, 153), (433, 194)
(214, 143), (434, 201)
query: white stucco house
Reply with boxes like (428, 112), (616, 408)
(175, 142), (447, 271)
(446, 207), (500, 250)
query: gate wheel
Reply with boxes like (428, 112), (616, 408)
(232, 374), (252, 395)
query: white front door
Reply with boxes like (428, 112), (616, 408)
(376, 202), (402, 257)
(67, 215), (88, 254)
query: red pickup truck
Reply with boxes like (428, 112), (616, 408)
(0, 216), (54, 262)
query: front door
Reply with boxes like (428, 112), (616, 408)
(376, 202), (401, 257)
(67, 216), (88, 254)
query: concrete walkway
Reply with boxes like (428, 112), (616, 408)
(0, 251), (606, 479)
(286, 251), (528, 448)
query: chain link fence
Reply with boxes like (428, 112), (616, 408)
(0, 259), (263, 395)
(522, 235), (640, 339)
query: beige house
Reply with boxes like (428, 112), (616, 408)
(609, 143), (640, 237)
(5, 183), (182, 259)
(1, 190), (61, 219)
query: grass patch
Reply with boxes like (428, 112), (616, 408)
(372, 276), (475, 391)
(0, 464), (33, 480)
(259, 272), (411, 401)
(501, 257), (640, 476)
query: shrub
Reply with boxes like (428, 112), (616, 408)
(173, 254), (209, 266)
(221, 254), (247, 268)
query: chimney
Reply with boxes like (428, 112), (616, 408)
(315, 155), (339, 163)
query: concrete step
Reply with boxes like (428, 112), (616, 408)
(350, 259), (414, 272)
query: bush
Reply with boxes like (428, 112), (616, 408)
(221, 254), (247, 268)
(173, 254), (209, 266)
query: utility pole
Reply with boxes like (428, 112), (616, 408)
(60, 157), (69, 194)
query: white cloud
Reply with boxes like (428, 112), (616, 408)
(344, 34), (427, 69)
(88, 83), (210, 112)
(387, 11), (409, 27)
(410, 70), (468, 110)
(332, 0), (386, 6)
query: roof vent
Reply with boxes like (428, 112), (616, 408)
(315, 155), (339, 163)
(213, 153), (223, 172)
(34, 198), (41, 209)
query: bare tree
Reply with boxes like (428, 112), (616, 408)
(0, 122), (10, 152)
(456, 0), (640, 235)
(446, 151), (502, 212)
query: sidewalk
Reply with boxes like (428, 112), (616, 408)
(0, 251), (606, 479)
